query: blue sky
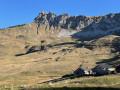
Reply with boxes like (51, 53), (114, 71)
(0, 0), (120, 28)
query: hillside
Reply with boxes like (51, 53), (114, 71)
(0, 11), (120, 89)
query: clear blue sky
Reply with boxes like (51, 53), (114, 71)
(0, 0), (120, 28)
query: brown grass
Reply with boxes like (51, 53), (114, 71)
(0, 26), (119, 89)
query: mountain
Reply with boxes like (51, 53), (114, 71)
(0, 11), (120, 87)
(34, 11), (120, 30)
(34, 11), (120, 38)
(1, 11), (120, 39)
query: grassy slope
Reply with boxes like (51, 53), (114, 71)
(0, 25), (120, 89)
(1, 74), (120, 90)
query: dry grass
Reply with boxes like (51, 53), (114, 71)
(0, 26), (120, 89)
(1, 74), (120, 90)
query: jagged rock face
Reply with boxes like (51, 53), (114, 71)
(34, 11), (70, 28)
(34, 11), (120, 31)
(34, 11), (92, 30)
(84, 13), (120, 31)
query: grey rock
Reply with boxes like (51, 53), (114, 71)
(34, 11), (120, 31)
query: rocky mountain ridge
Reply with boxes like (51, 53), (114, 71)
(34, 11), (120, 31)
(1, 11), (120, 38)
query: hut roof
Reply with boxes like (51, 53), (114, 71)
(78, 67), (91, 71)
(95, 63), (114, 69)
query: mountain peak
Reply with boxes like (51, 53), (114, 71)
(40, 11), (48, 14)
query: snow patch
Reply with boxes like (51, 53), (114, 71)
(58, 29), (77, 37)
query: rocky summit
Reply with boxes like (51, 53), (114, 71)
(34, 11), (120, 30)
(33, 11), (120, 38)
